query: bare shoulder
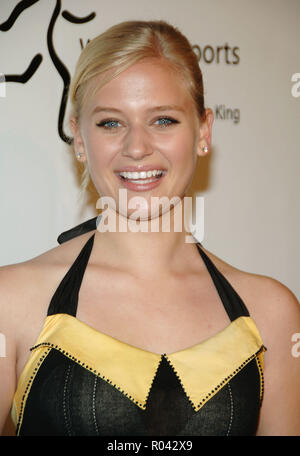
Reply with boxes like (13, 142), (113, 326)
(200, 245), (300, 348)
(201, 244), (300, 434)
(0, 230), (97, 346)
(0, 229), (96, 293)
(0, 229), (96, 434)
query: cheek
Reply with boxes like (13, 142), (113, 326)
(164, 130), (197, 165)
(85, 133), (117, 171)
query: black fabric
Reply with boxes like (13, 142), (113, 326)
(140, 356), (193, 435)
(57, 216), (98, 245)
(17, 218), (262, 436)
(195, 244), (250, 321)
(49, 227), (249, 321)
(47, 234), (95, 317)
(19, 349), (261, 436)
(57, 215), (204, 246)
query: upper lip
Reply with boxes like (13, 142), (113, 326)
(114, 165), (166, 173)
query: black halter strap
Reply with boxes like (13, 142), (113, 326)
(47, 233), (95, 317)
(48, 218), (249, 321)
(195, 243), (249, 321)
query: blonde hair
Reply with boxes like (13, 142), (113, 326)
(68, 20), (206, 195)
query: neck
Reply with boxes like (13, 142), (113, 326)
(93, 204), (198, 278)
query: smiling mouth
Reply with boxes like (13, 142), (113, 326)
(115, 169), (167, 191)
(118, 169), (166, 183)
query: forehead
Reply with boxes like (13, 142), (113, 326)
(83, 59), (195, 114)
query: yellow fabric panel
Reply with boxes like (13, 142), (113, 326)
(11, 345), (52, 431)
(11, 313), (265, 428)
(25, 313), (162, 408)
(166, 316), (266, 411)
(255, 349), (266, 402)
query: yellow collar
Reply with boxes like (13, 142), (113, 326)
(14, 314), (265, 414)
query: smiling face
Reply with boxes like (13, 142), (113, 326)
(71, 58), (212, 220)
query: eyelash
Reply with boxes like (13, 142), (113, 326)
(96, 116), (179, 129)
(96, 119), (120, 129)
(154, 116), (179, 127)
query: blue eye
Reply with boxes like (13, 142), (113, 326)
(96, 116), (179, 130)
(97, 119), (120, 129)
(155, 117), (178, 127)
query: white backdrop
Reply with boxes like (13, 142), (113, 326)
(0, 0), (299, 299)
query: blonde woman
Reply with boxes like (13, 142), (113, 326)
(1, 20), (299, 436)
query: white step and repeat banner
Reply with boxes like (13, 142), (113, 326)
(0, 0), (299, 299)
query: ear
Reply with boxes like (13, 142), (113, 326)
(70, 116), (87, 163)
(196, 108), (214, 157)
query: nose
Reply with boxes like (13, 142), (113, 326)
(121, 124), (153, 160)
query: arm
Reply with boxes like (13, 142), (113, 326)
(255, 279), (300, 436)
(0, 266), (17, 435)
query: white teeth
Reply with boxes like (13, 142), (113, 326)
(128, 178), (158, 184)
(119, 170), (163, 179)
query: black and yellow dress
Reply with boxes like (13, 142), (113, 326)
(11, 217), (266, 436)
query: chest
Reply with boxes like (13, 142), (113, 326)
(76, 268), (231, 354)
(16, 265), (233, 382)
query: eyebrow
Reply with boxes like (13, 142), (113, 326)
(91, 104), (186, 115)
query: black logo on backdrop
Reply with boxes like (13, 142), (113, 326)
(1, 1), (242, 142)
(192, 44), (240, 64)
(0, 0), (96, 144)
(192, 44), (241, 123)
(215, 105), (240, 124)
